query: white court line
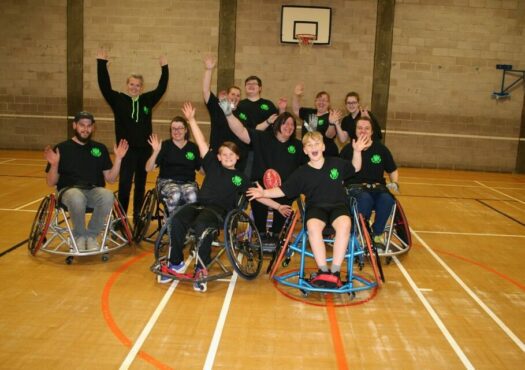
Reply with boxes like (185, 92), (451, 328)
(203, 271), (239, 370)
(15, 197), (44, 210)
(475, 181), (525, 205)
(119, 258), (193, 370)
(394, 255), (474, 369)
(414, 230), (525, 238)
(0, 208), (36, 213)
(0, 158), (16, 164)
(412, 230), (525, 352)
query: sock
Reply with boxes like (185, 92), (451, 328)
(331, 264), (341, 273)
(319, 265), (329, 273)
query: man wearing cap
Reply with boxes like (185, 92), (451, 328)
(44, 112), (129, 251)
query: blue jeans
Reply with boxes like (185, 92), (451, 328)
(61, 187), (114, 238)
(356, 191), (395, 236)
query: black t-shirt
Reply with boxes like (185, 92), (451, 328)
(206, 92), (248, 163)
(341, 111), (382, 142)
(340, 140), (396, 185)
(198, 151), (249, 211)
(281, 157), (356, 207)
(155, 140), (200, 181)
(236, 98), (277, 130)
(299, 107), (338, 157)
(248, 129), (307, 182)
(46, 139), (113, 191)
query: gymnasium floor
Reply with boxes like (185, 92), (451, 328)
(0, 149), (524, 369)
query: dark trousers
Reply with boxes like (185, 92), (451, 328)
(169, 205), (224, 268)
(118, 146), (151, 218)
(251, 196), (294, 235)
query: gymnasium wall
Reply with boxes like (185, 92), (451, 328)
(0, 0), (523, 172)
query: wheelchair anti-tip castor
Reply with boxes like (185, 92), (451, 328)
(65, 256), (74, 265)
(101, 253), (109, 262)
(300, 289), (309, 297)
(386, 256), (393, 265)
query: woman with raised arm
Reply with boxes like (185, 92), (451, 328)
(292, 83), (341, 157)
(145, 115), (201, 214)
(335, 91), (383, 144)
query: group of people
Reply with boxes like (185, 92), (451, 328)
(43, 51), (399, 291)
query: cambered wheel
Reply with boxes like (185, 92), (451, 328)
(267, 210), (299, 277)
(393, 199), (412, 251)
(114, 199), (133, 242)
(28, 194), (55, 256)
(132, 189), (156, 242)
(154, 222), (170, 263)
(225, 210), (263, 280)
(359, 214), (383, 287)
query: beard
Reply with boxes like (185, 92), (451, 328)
(74, 131), (92, 143)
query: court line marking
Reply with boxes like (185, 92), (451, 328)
(411, 230), (525, 352)
(394, 255), (474, 369)
(413, 230), (525, 238)
(15, 197), (44, 210)
(0, 158), (15, 164)
(475, 181), (525, 205)
(119, 257), (193, 370)
(325, 295), (349, 370)
(203, 271), (239, 370)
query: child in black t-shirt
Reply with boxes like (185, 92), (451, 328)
(162, 102), (286, 292)
(247, 131), (370, 288)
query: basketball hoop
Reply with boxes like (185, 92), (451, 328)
(296, 34), (316, 54)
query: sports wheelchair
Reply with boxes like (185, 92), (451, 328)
(132, 186), (169, 243)
(150, 194), (264, 290)
(345, 184), (411, 262)
(267, 198), (383, 297)
(28, 191), (132, 264)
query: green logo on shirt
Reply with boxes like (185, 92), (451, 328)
(186, 151), (195, 160)
(318, 118), (325, 127)
(143, 106), (149, 115)
(260, 103), (269, 111)
(371, 154), (382, 164)
(329, 168), (339, 180)
(232, 175), (243, 187)
(91, 147), (102, 158)
(287, 145), (296, 154)
(239, 112), (247, 121)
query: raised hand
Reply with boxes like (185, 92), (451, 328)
(159, 55), (168, 66)
(148, 134), (162, 153)
(114, 139), (129, 160)
(267, 113), (278, 125)
(329, 109), (342, 124)
(203, 55), (216, 70)
(44, 145), (60, 165)
(278, 97), (288, 112)
(360, 106), (370, 118)
(181, 102), (196, 121)
(352, 134), (371, 152)
(97, 49), (108, 60)
(294, 83), (304, 96)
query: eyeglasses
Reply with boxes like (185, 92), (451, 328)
(171, 127), (185, 131)
(346, 101), (358, 105)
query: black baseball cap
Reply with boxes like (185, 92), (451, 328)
(74, 111), (95, 124)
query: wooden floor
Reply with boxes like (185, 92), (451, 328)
(0, 149), (524, 369)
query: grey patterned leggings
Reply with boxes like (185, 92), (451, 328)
(156, 178), (198, 214)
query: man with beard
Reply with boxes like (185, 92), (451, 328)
(44, 112), (129, 251)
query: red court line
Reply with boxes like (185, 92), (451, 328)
(433, 248), (525, 292)
(326, 295), (349, 370)
(101, 252), (173, 370)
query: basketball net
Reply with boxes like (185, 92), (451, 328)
(296, 34), (315, 55)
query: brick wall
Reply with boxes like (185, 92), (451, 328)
(0, 0), (523, 171)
